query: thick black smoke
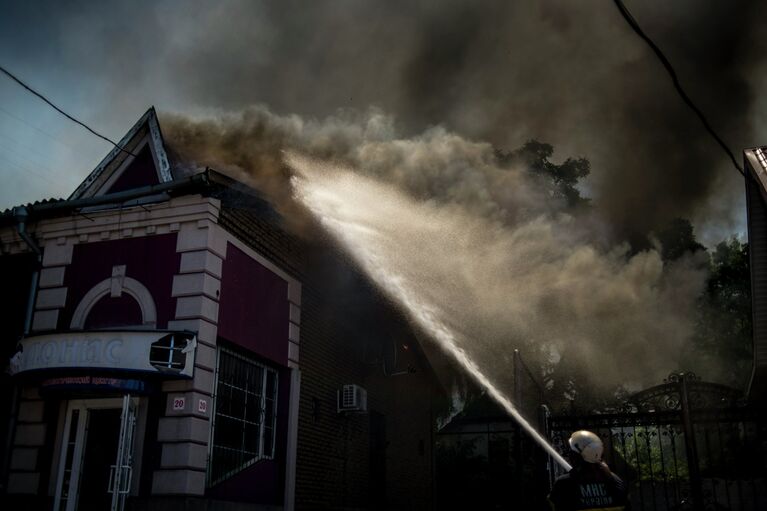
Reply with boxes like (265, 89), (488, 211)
(393, 0), (765, 241)
(4, 0), (764, 237)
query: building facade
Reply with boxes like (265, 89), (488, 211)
(744, 147), (767, 402)
(0, 108), (440, 510)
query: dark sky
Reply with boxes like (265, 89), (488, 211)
(0, 0), (764, 244)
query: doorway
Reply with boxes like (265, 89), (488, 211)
(369, 411), (386, 509)
(53, 396), (138, 511)
(78, 408), (121, 510)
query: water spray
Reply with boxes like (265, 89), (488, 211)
(288, 155), (572, 471)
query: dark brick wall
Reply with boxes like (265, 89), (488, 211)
(747, 173), (767, 399)
(219, 206), (438, 510)
(0, 253), (34, 353)
(0, 253), (36, 490)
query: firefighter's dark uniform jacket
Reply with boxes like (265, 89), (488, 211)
(548, 462), (628, 511)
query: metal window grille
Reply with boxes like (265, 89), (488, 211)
(149, 333), (187, 371)
(208, 348), (278, 486)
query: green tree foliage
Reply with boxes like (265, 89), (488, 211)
(485, 143), (752, 407)
(652, 219), (750, 388)
(541, 220), (752, 409)
(654, 218), (705, 262)
(495, 140), (591, 209)
(650, 218), (751, 388)
(613, 426), (689, 482)
(689, 238), (752, 387)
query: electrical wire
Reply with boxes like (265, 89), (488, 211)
(611, 0), (745, 177)
(0, 105), (75, 152)
(0, 64), (135, 157)
(0, 153), (52, 185)
(0, 129), (62, 170)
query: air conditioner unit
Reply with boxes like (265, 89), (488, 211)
(337, 384), (367, 413)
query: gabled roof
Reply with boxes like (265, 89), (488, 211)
(0, 105), (279, 226)
(1, 106), (451, 403)
(69, 107), (173, 200)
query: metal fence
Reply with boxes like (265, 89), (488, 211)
(436, 418), (550, 509)
(435, 350), (551, 510)
(547, 373), (767, 511)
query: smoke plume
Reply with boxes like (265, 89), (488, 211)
(288, 153), (707, 398)
(6, 0), (762, 240)
(66, 0), (760, 396)
(162, 107), (709, 396)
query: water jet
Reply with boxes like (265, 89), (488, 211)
(288, 155), (572, 471)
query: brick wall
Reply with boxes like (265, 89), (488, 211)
(220, 206), (438, 510)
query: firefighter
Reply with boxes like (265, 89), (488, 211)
(548, 430), (629, 511)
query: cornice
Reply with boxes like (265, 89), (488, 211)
(1, 195), (221, 255)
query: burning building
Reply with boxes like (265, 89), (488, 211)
(0, 108), (442, 510)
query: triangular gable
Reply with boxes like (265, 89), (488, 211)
(69, 107), (173, 199)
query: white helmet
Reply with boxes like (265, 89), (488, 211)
(568, 430), (603, 464)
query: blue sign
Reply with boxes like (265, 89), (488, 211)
(40, 376), (152, 394)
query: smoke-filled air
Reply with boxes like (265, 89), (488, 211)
(6, 0), (762, 241)
(89, 0), (764, 407)
(163, 107), (708, 400)
(1, 0), (765, 505)
(289, 152), (705, 390)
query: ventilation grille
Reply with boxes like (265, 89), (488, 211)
(337, 384), (367, 413)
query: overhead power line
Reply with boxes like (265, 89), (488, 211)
(611, 0), (745, 177)
(0, 104), (75, 152)
(0, 64), (135, 157)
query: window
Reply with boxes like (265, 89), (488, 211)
(208, 347), (279, 485)
(149, 333), (192, 373)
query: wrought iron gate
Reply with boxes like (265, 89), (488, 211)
(547, 373), (767, 510)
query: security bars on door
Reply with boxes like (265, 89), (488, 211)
(108, 394), (137, 511)
(208, 347), (279, 485)
(57, 409), (80, 511)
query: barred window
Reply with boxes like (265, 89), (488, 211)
(149, 333), (191, 372)
(208, 347), (279, 486)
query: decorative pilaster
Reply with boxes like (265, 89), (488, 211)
(152, 220), (225, 495)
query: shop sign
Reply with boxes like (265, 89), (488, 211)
(40, 376), (152, 394)
(13, 331), (196, 378)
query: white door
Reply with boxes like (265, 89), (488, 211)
(109, 394), (138, 511)
(53, 397), (138, 511)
